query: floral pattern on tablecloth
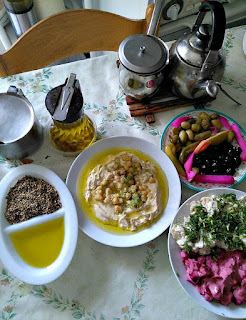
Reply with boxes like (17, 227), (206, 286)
(1, 26), (246, 320)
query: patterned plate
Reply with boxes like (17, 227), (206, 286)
(160, 109), (246, 191)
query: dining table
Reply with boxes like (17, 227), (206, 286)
(0, 24), (246, 320)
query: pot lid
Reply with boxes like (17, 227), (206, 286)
(119, 34), (168, 74)
(176, 25), (222, 68)
(0, 91), (34, 144)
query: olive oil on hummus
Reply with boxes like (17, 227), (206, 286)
(77, 147), (168, 233)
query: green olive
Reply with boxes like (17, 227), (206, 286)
(172, 127), (180, 135)
(196, 117), (202, 125)
(191, 123), (201, 133)
(194, 131), (212, 141)
(227, 129), (235, 143)
(199, 112), (210, 121)
(181, 121), (190, 130)
(179, 130), (188, 144)
(186, 129), (194, 141)
(210, 113), (219, 119)
(201, 119), (210, 130)
(170, 134), (179, 144)
(211, 119), (222, 130)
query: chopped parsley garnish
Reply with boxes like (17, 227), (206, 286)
(119, 191), (126, 199)
(181, 193), (246, 252)
(127, 193), (141, 208)
(184, 242), (191, 254)
(124, 175), (133, 184)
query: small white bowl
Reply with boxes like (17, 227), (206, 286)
(168, 187), (246, 318)
(0, 164), (78, 285)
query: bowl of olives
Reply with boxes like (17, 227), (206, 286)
(161, 109), (246, 191)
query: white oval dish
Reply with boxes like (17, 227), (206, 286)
(66, 136), (181, 247)
(0, 164), (78, 285)
(168, 187), (246, 318)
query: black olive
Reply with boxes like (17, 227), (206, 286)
(225, 167), (234, 175)
(233, 157), (241, 167)
(212, 169), (219, 174)
(218, 154), (225, 161)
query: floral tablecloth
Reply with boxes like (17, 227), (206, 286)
(0, 25), (246, 320)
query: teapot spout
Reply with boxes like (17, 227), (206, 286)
(191, 80), (218, 99)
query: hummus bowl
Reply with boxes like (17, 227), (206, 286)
(66, 136), (181, 247)
(0, 164), (78, 285)
(168, 188), (246, 318)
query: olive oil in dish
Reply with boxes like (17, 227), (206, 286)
(10, 217), (64, 268)
(77, 147), (168, 234)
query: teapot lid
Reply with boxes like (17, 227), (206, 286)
(119, 34), (169, 74)
(176, 24), (223, 68)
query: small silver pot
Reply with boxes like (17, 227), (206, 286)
(0, 86), (43, 159)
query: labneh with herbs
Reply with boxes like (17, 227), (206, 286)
(171, 193), (246, 255)
(78, 149), (168, 232)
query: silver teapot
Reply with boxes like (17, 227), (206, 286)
(168, 0), (226, 100)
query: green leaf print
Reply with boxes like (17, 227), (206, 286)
(2, 268), (8, 276)
(0, 242), (159, 320)
(85, 91), (162, 136)
(72, 311), (83, 319)
(115, 91), (125, 106)
(224, 32), (235, 57)
(116, 112), (161, 136)
(222, 76), (246, 92)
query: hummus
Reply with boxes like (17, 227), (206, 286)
(85, 152), (162, 231)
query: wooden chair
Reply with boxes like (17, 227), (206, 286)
(0, 5), (154, 77)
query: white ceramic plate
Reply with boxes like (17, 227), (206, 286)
(0, 164), (78, 285)
(66, 136), (181, 247)
(168, 187), (246, 318)
(161, 109), (246, 191)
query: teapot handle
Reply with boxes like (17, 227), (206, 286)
(192, 0), (226, 51)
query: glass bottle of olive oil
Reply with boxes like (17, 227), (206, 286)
(45, 73), (96, 153)
(49, 115), (96, 153)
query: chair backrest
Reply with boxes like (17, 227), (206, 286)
(0, 5), (154, 77)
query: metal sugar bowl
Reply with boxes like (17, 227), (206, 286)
(118, 34), (169, 100)
(0, 86), (43, 159)
(45, 73), (96, 154)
